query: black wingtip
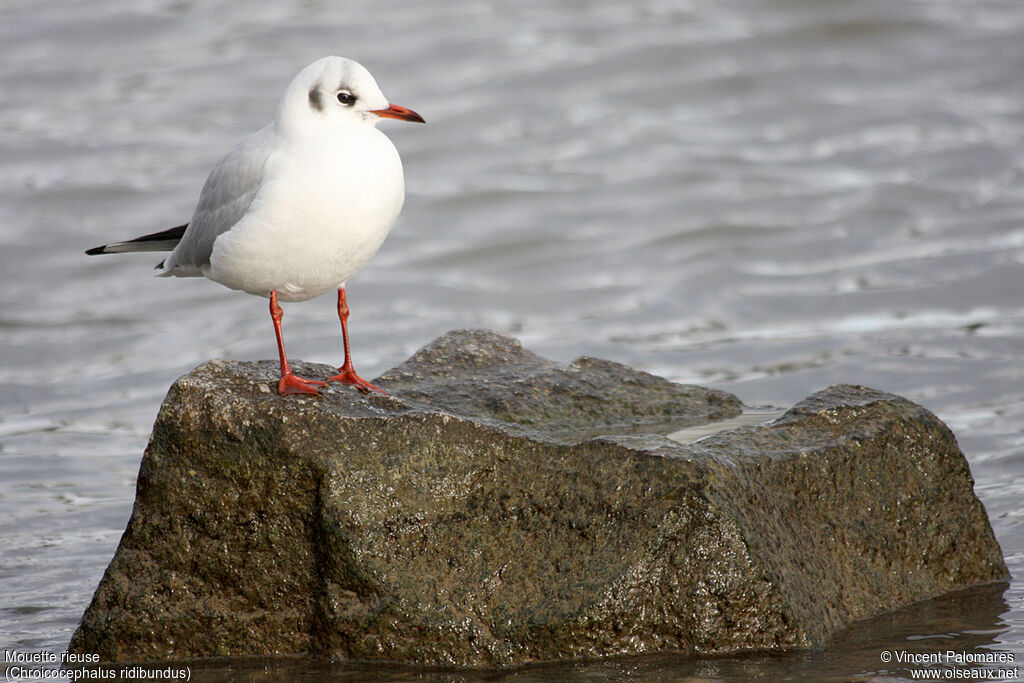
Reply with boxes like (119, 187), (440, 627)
(84, 224), (189, 257)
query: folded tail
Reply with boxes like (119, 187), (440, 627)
(85, 224), (188, 255)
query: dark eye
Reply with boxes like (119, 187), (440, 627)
(336, 91), (357, 106)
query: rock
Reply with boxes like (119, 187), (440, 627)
(70, 329), (1007, 666)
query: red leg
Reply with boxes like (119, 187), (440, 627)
(326, 288), (387, 394)
(270, 290), (326, 396)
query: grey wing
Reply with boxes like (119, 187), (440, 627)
(160, 125), (275, 275)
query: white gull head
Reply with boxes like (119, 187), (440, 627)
(278, 56), (424, 135)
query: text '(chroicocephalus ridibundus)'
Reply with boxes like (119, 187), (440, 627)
(87, 56), (424, 396)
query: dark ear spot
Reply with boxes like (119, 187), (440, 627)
(308, 86), (323, 112)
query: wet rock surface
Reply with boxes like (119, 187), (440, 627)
(70, 329), (1007, 666)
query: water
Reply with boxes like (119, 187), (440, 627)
(2, 0), (1023, 680)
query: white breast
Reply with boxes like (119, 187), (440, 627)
(206, 125), (405, 302)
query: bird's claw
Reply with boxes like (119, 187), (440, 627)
(326, 369), (388, 395)
(278, 373), (327, 396)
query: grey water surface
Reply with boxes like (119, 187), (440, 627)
(2, 1), (1023, 681)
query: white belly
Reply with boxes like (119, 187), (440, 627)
(206, 127), (405, 302)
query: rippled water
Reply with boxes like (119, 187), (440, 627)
(2, 0), (1023, 681)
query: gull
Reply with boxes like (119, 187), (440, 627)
(87, 56), (424, 396)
